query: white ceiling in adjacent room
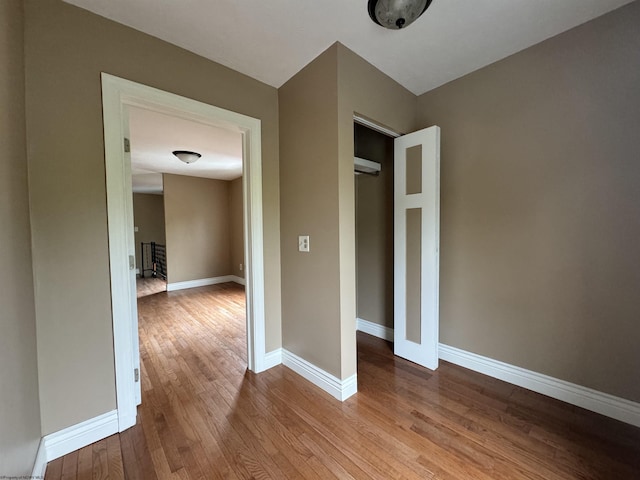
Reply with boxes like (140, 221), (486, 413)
(128, 106), (243, 194)
(64, 0), (633, 95)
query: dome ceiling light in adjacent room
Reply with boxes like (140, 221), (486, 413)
(172, 150), (202, 164)
(368, 0), (433, 30)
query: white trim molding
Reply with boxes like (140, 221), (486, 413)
(31, 438), (47, 479)
(353, 114), (401, 138)
(282, 349), (357, 401)
(263, 348), (283, 370)
(439, 344), (640, 428)
(32, 410), (119, 478)
(167, 275), (244, 292)
(356, 317), (394, 342)
(230, 275), (246, 286)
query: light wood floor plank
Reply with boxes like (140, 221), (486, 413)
(44, 280), (640, 480)
(60, 449), (78, 480)
(75, 443), (93, 480)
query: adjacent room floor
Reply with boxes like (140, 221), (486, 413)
(45, 283), (640, 479)
(136, 276), (167, 298)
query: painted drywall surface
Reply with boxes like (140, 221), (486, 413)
(0, 0), (42, 475)
(164, 175), (231, 283)
(279, 45), (343, 377)
(24, 0), (281, 435)
(417, 2), (640, 402)
(133, 193), (166, 273)
(229, 177), (245, 279)
(355, 124), (394, 330)
(279, 42), (417, 379)
(337, 44), (417, 377)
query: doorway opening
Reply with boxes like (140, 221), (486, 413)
(128, 104), (245, 298)
(354, 121), (396, 344)
(353, 115), (441, 379)
(102, 73), (266, 432)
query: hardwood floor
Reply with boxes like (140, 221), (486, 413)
(45, 283), (640, 479)
(136, 276), (167, 298)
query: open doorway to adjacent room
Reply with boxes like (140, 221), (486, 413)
(102, 74), (266, 432)
(128, 106), (246, 300)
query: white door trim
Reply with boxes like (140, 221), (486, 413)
(121, 106), (141, 406)
(353, 114), (402, 138)
(101, 73), (266, 432)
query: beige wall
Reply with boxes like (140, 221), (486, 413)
(337, 44), (417, 377)
(133, 193), (166, 273)
(15, 0), (638, 451)
(279, 45), (343, 376)
(417, 2), (640, 402)
(355, 124), (394, 329)
(279, 43), (417, 379)
(229, 177), (245, 279)
(164, 175), (231, 283)
(0, 0), (42, 475)
(24, 0), (281, 435)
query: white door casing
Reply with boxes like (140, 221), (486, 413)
(394, 126), (440, 370)
(102, 73), (266, 432)
(121, 106), (142, 406)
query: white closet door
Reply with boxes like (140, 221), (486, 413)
(394, 126), (440, 370)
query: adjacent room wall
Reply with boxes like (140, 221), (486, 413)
(229, 177), (245, 279)
(355, 124), (394, 330)
(417, 1), (640, 402)
(279, 45), (343, 377)
(164, 174), (231, 284)
(0, 0), (42, 475)
(133, 193), (166, 273)
(24, 0), (281, 435)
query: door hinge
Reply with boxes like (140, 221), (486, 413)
(134, 368), (139, 382)
(124, 138), (131, 153)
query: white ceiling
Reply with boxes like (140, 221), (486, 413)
(64, 0), (633, 95)
(129, 106), (242, 194)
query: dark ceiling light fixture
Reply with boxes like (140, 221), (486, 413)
(368, 0), (433, 30)
(172, 150), (201, 164)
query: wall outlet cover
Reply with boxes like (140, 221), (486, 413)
(298, 235), (310, 252)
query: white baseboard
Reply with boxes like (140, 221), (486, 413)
(356, 317), (394, 341)
(263, 348), (283, 370)
(353, 321), (640, 428)
(167, 275), (241, 291)
(135, 268), (140, 275)
(32, 409), (119, 477)
(282, 349), (357, 401)
(230, 275), (246, 286)
(31, 438), (48, 479)
(439, 344), (640, 428)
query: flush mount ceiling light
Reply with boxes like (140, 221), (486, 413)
(172, 150), (201, 164)
(368, 0), (433, 30)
